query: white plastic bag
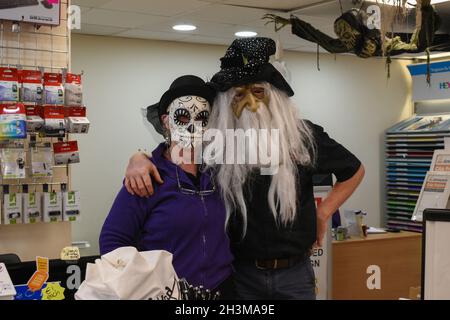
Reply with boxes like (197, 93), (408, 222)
(75, 247), (180, 300)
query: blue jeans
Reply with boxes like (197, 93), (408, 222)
(233, 257), (316, 300)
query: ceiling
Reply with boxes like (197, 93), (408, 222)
(72, 0), (450, 53)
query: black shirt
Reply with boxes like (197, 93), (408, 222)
(229, 120), (362, 260)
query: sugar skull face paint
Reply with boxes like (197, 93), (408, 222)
(168, 95), (211, 148)
(231, 84), (270, 118)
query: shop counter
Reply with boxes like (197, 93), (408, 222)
(332, 231), (422, 300)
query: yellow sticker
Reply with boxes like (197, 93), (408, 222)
(36, 256), (49, 274)
(60, 247), (80, 261)
(42, 283), (65, 300)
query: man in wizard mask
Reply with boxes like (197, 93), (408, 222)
(125, 37), (365, 299)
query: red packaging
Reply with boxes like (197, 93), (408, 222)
(64, 106), (86, 118)
(43, 73), (64, 105)
(44, 72), (62, 86)
(65, 73), (81, 85)
(25, 105), (40, 116)
(19, 70), (43, 103)
(41, 105), (65, 137)
(19, 70), (42, 84)
(53, 141), (80, 165)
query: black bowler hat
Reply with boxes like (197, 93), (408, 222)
(210, 37), (294, 96)
(146, 75), (216, 135)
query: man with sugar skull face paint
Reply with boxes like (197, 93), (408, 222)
(125, 38), (365, 300)
(100, 75), (235, 299)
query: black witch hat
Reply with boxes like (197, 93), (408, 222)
(146, 75), (216, 135)
(210, 37), (294, 96)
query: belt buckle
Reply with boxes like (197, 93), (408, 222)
(255, 259), (278, 270)
(255, 260), (266, 270)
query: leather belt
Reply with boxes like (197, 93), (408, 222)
(255, 252), (310, 270)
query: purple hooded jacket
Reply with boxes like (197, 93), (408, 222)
(99, 143), (233, 290)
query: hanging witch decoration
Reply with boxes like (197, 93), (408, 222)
(263, 0), (450, 83)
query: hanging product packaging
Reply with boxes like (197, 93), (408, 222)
(43, 73), (64, 105)
(0, 142), (26, 179)
(0, 67), (19, 102)
(65, 106), (90, 133)
(53, 141), (80, 165)
(43, 189), (63, 223)
(0, 103), (27, 139)
(40, 105), (65, 137)
(19, 70), (43, 103)
(30, 143), (53, 178)
(25, 105), (44, 132)
(2, 190), (23, 225)
(64, 73), (83, 107)
(62, 185), (81, 222)
(23, 186), (42, 224)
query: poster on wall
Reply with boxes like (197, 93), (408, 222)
(0, 0), (60, 26)
(408, 60), (450, 102)
(313, 186), (331, 300)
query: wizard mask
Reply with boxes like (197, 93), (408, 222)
(231, 84), (270, 118)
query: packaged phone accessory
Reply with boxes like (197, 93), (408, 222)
(0, 103), (27, 139)
(62, 184), (81, 222)
(64, 73), (82, 107)
(53, 141), (80, 165)
(30, 143), (53, 178)
(22, 185), (42, 224)
(42, 185), (62, 223)
(40, 105), (65, 137)
(0, 67), (19, 102)
(2, 186), (23, 225)
(19, 70), (43, 103)
(43, 72), (64, 105)
(65, 106), (90, 133)
(0, 142), (26, 179)
(25, 105), (44, 132)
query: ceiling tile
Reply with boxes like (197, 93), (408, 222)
(206, 0), (324, 11)
(178, 35), (230, 46)
(182, 3), (268, 25)
(100, 0), (211, 16)
(73, 23), (128, 36)
(114, 29), (188, 41)
(82, 8), (167, 28)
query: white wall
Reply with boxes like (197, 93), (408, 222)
(71, 34), (413, 256)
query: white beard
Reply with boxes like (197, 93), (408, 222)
(208, 83), (316, 234)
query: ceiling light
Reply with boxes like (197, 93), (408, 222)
(172, 24), (197, 31)
(235, 31), (257, 38)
